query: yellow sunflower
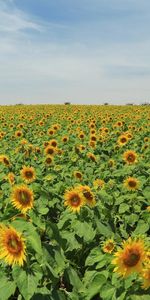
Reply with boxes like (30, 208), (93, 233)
(93, 179), (105, 189)
(112, 237), (146, 277)
(0, 155), (10, 167)
(49, 139), (58, 148)
(45, 155), (53, 165)
(11, 185), (34, 213)
(44, 145), (56, 156)
(141, 266), (150, 289)
(7, 172), (15, 185)
(77, 185), (96, 207)
(123, 150), (138, 164)
(102, 239), (115, 254)
(123, 177), (139, 191)
(20, 166), (36, 183)
(118, 135), (128, 146)
(87, 152), (96, 162)
(0, 225), (26, 266)
(64, 188), (85, 212)
(74, 171), (82, 180)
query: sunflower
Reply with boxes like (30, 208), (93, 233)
(74, 171), (82, 180)
(123, 177), (139, 191)
(89, 140), (96, 148)
(93, 179), (105, 189)
(20, 166), (36, 183)
(64, 188), (85, 212)
(7, 172), (15, 185)
(49, 139), (58, 148)
(44, 145), (56, 156)
(0, 225), (26, 266)
(123, 150), (138, 164)
(77, 185), (96, 207)
(45, 155), (53, 165)
(141, 266), (150, 289)
(112, 237), (146, 277)
(11, 185), (34, 213)
(47, 128), (54, 135)
(15, 130), (22, 138)
(62, 136), (69, 143)
(108, 159), (115, 167)
(118, 135), (128, 146)
(87, 152), (96, 162)
(0, 155), (10, 167)
(102, 239), (115, 254)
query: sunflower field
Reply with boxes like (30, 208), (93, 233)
(0, 104), (150, 300)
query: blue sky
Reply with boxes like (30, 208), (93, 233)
(0, 0), (150, 105)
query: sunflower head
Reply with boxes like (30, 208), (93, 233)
(123, 150), (138, 164)
(74, 171), (82, 180)
(112, 237), (146, 277)
(49, 139), (58, 148)
(64, 188), (85, 212)
(77, 185), (96, 207)
(45, 155), (53, 165)
(11, 185), (34, 213)
(62, 136), (69, 143)
(87, 152), (96, 162)
(7, 172), (15, 185)
(102, 239), (115, 254)
(0, 225), (26, 266)
(141, 266), (150, 289)
(123, 177), (139, 191)
(20, 166), (36, 183)
(15, 130), (22, 138)
(44, 145), (56, 156)
(0, 155), (10, 166)
(118, 135), (128, 146)
(93, 179), (105, 189)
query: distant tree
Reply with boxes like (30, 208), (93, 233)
(64, 102), (71, 105)
(126, 103), (134, 106)
(141, 102), (150, 106)
(103, 102), (109, 105)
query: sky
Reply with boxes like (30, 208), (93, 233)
(0, 0), (150, 105)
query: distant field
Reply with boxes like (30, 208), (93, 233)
(0, 105), (150, 300)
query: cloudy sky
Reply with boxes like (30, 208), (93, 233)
(0, 0), (150, 105)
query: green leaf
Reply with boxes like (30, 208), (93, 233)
(12, 266), (40, 300)
(134, 220), (149, 234)
(71, 220), (96, 242)
(86, 273), (106, 300)
(130, 296), (150, 300)
(0, 279), (16, 300)
(100, 284), (116, 300)
(95, 218), (112, 237)
(85, 247), (103, 266)
(66, 267), (84, 292)
(119, 203), (129, 214)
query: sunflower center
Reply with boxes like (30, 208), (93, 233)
(47, 148), (54, 154)
(25, 171), (33, 179)
(75, 172), (82, 179)
(3, 158), (9, 165)
(83, 190), (93, 201)
(18, 191), (30, 204)
(121, 138), (127, 143)
(127, 154), (135, 162)
(128, 180), (136, 188)
(46, 157), (52, 163)
(106, 242), (114, 251)
(71, 195), (81, 206)
(123, 250), (140, 267)
(7, 234), (22, 254)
